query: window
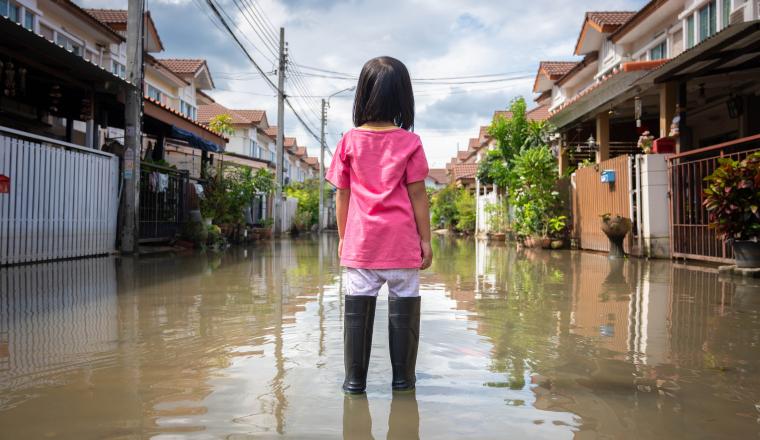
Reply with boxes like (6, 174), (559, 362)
(147, 84), (163, 102)
(687, 15), (696, 48)
(7, 2), (19, 23)
(23, 9), (34, 30)
(270, 151), (275, 162)
(112, 60), (126, 78)
(248, 139), (258, 158)
(39, 23), (54, 41)
(56, 33), (82, 56)
(722, 0), (732, 28)
(180, 100), (197, 120)
(649, 41), (667, 60)
(699, 1), (717, 42)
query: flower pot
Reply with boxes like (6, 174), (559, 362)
(539, 237), (552, 249)
(733, 240), (760, 268)
(550, 239), (564, 250)
(601, 215), (631, 259)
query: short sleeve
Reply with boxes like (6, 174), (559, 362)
(325, 136), (350, 189)
(405, 141), (429, 184)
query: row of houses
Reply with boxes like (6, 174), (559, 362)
(449, 0), (760, 264)
(0, 0), (322, 265)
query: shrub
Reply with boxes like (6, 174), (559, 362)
(703, 151), (760, 241)
(509, 146), (560, 237)
(285, 179), (320, 231)
(454, 190), (476, 232)
(431, 184), (460, 229)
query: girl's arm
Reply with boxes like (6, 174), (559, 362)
(406, 181), (433, 269)
(336, 188), (351, 257)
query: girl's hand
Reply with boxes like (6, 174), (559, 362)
(420, 241), (432, 270)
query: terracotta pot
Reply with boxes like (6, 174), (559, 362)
(601, 215), (632, 259)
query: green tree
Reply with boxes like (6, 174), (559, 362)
(431, 184), (460, 229)
(208, 114), (235, 137)
(201, 166), (274, 225)
(455, 189), (476, 232)
(509, 146), (560, 237)
(285, 179), (320, 231)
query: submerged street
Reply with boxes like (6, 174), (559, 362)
(1, 236), (760, 439)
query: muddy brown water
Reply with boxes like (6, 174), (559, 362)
(1, 237), (760, 439)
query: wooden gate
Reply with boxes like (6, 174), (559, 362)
(0, 126), (119, 265)
(570, 155), (634, 253)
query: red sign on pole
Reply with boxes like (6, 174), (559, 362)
(0, 175), (9, 194)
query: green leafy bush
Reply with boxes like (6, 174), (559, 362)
(285, 179), (320, 231)
(455, 190), (476, 232)
(509, 146), (561, 237)
(703, 151), (760, 240)
(201, 166), (274, 225)
(431, 184), (461, 229)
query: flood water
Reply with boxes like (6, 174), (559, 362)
(1, 236), (760, 439)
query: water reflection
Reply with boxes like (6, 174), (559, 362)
(0, 236), (758, 438)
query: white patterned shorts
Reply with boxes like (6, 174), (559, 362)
(345, 268), (420, 298)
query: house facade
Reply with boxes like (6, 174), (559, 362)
(539, 0), (760, 262)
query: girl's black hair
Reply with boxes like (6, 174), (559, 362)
(352, 56), (414, 130)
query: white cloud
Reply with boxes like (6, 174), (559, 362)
(77, 0), (647, 167)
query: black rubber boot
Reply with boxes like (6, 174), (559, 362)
(388, 296), (421, 391)
(343, 295), (377, 394)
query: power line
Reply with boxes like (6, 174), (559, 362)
(201, 0), (321, 145)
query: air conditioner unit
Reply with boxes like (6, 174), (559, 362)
(730, 3), (748, 25)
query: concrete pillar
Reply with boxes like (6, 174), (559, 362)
(596, 111), (610, 163)
(659, 82), (677, 138)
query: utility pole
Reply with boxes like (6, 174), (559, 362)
(274, 27), (286, 237)
(318, 98), (326, 233)
(120, 0), (144, 253)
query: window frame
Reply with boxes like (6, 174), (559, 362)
(649, 40), (667, 60)
(686, 15), (696, 48)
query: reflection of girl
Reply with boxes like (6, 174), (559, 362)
(326, 56), (432, 394)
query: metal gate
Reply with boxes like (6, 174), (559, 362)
(667, 134), (760, 263)
(0, 126), (119, 265)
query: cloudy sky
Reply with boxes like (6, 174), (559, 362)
(77, 0), (646, 167)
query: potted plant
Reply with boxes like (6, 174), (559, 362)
(600, 213), (632, 259)
(703, 152), (760, 268)
(637, 131), (655, 154)
(547, 215), (568, 249)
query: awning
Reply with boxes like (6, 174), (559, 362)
(170, 126), (221, 152)
(637, 20), (760, 84)
(143, 97), (226, 151)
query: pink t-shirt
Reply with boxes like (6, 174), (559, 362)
(326, 127), (429, 269)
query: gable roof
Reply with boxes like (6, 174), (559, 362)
(526, 105), (550, 121)
(198, 103), (253, 125)
(56, 2), (124, 43)
(264, 126), (278, 139)
(84, 8), (164, 52)
(452, 163), (478, 181)
(611, 0), (671, 43)
(158, 59), (206, 75)
(575, 11), (636, 55)
(428, 168), (449, 185)
(234, 109), (266, 124)
(533, 61), (579, 92)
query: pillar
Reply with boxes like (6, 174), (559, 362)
(557, 143), (569, 177)
(659, 82), (677, 138)
(596, 111), (610, 163)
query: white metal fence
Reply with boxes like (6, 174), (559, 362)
(0, 126), (119, 265)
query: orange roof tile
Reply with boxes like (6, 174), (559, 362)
(540, 61), (578, 77)
(586, 11), (637, 28)
(158, 59), (206, 75)
(234, 109), (266, 123)
(428, 168), (449, 185)
(294, 146), (307, 157)
(264, 126), (278, 139)
(452, 163), (478, 181)
(284, 137), (297, 149)
(527, 105), (550, 121)
(85, 8), (128, 23)
(198, 103), (251, 124)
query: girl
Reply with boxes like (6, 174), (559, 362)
(326, 56), (432, 394)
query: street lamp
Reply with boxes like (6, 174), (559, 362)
(319, 86), (356, 233)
